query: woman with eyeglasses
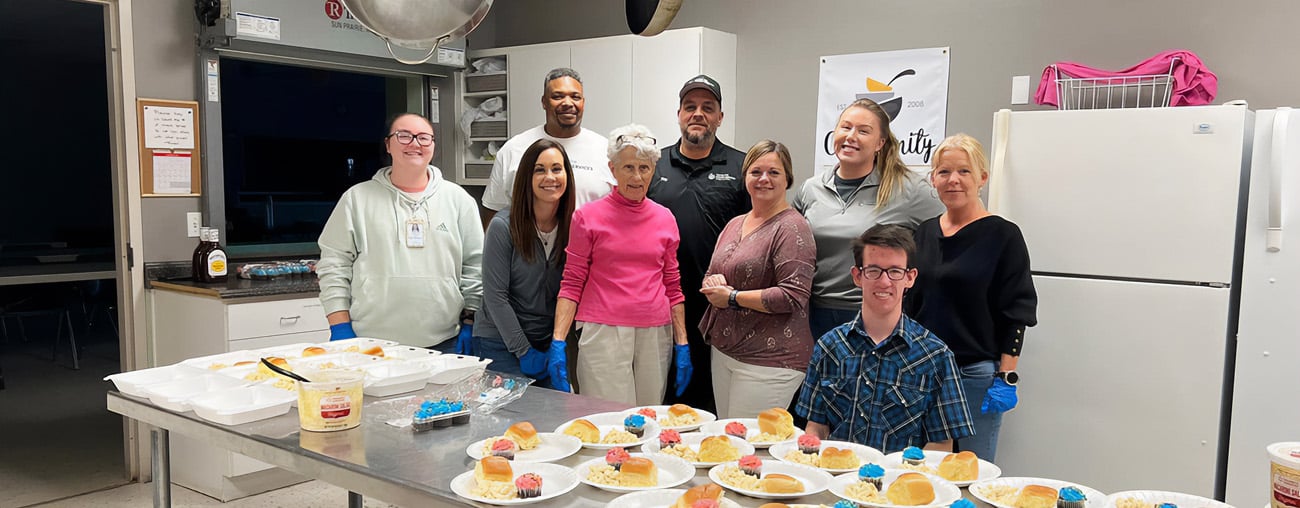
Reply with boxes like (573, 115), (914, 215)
(698, 140), (817, 418)
(903, 133), (1038, 461)
(317, 113), (483, 350)
(549, 124), (693, 403)
(792, 98), (944, 341)
(473, 139), (575, 389)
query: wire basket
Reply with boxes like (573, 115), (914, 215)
(1054, 57), (1178, 110)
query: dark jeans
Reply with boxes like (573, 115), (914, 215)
(429, 337), (458, 354)
(473, 336), (552, 390)
(954, 360), (1003, 461)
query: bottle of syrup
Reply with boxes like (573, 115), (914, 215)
(192, 227), (210, 282)
(204, 229), (229, 283)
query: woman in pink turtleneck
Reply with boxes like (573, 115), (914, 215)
(550, 124), (693, 405)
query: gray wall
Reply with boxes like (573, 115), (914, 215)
(480, 0), (1300, 180)
(134, 1), (200, 262)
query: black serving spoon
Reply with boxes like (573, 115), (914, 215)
(260, 358), (311, 383)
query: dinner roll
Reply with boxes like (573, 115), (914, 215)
(886, 472), (936, 506)
(302, 346), (327, 357)
(757, 407), (794, 438)
(758, 473), (803, 494)
(672, 483), (724, 508)
(1015, 485), (1060, 508)
(619, 457), (658, 487)
(668, 403), (697, 418)
(361, 345), (385, 357)
(697, 435), (741, 463)
(474, 456), (513, 483)
(938, 450), (979, 481)
(563, 419), (600, 443)
(505, 422), (541, 450)
(820, 446), (860, 469)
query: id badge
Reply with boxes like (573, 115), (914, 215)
(405, 217), (426, 248)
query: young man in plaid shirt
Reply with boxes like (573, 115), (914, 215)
(796, 224), (974, 453)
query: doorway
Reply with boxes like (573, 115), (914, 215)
(0, 0), (129, 505)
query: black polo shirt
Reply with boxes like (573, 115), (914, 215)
(648, 140), (751, 296)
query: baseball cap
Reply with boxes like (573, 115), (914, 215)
(679, 74), (722, 104)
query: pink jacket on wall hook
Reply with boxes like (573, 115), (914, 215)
(1034, 49), (1219, 107)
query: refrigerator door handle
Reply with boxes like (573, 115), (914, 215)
(1268, 107), (1291, 252)
(989, 108), (1012, 213)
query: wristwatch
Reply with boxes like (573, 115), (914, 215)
(728, 289), (740, 309)
(995, 371), (1019, 385)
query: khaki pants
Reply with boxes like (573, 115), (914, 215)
(710, 346), (806, 419)
(576, 322), (671, 406)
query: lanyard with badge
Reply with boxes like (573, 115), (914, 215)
(405, 200), (426, 248)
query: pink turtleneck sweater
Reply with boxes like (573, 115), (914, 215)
(559, 189), (685, 327)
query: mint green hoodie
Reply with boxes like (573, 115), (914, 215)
(317, 166), (483, 347)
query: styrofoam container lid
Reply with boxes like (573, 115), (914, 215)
(379, 344), (441, 360)
(420, 354), (492, 384)
(141, 373), (248, 412)
(105, 364), (205, 397)
(290, 352), (382, 371)
(190, 385), (296, 426)
(252, 342), (319, 360)
(360, 361), (431, 397)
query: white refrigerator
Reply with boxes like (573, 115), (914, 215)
(986, 104), (1268, 499)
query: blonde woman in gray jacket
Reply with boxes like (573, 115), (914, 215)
(317, 113), (483, 349)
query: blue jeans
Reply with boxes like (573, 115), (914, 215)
(474, 336), (552, 390)
(809, 305), (859, 342)
(954, 360), (1003, 462)
(429, 337), (459, 354)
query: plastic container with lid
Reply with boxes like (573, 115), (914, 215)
(297, 369), (365, 432)
(1271, 442), (1300, 508)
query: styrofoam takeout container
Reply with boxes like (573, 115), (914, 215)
(179, 350), (263, 371)
(415, 354), (492, 384)
(361, 361), (432, 397)
(290, 352), (384, 371)
(104, 364), (204, 397)
(140, 373), (248, 412)
(252, 342), (319, 360)
(319, 337), (398, 354)
(379, 345), (441, 360)
(189, 385), (297, 425)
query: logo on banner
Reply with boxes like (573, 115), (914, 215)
(815, 47), (950, 170)
(324, 0), (366, 32)
(325, 0), (344, 20)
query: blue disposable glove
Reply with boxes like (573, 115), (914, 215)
(673, 344), (693, 397)
(454, 323), (474, 355)
(547, 340), (571, 393)
(519, 348), (549, 379)
(329, 322), (357, 341)
(981, 377), (1018, 414)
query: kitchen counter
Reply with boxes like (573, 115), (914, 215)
(145, 261), (318, 299)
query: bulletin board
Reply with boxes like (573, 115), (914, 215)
(137, 98), (201, 196)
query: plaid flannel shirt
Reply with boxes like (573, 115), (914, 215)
(796, 312), (974, 453)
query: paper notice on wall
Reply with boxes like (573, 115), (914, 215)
(142, 106), (195, 149)
(153, 152), (192, 194)
(815, 47), (950, 172)
(206, 59), (220, 102)
(235, 12), (281, 41)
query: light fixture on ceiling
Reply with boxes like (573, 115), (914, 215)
(627, 0), (683, 37)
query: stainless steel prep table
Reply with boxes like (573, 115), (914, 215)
(107, 385), (868, 507)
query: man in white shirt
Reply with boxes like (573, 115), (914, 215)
(482, 68), (614, 214)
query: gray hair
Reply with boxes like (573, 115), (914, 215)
(543, 68), (582, 94)
(607, 124), (661, 163)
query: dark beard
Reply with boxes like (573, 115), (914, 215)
(683, 128), (715, 146)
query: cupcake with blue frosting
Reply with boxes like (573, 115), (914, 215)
(1058, 487), (1087, 508)
(951, 499), (977, 508)
(834, 500), (860, 508)
(902, 446), (926, 466)
(858, 463), (886, 489)
(623, 414), (647, 437)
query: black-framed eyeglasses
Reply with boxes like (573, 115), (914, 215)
(858, 265), (909, 281)
(388, 130), (435, 147)
(615, 134), (656, 147)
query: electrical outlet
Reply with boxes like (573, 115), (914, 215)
(1011, 75), (1031, 105)
(186, 212), (202, 237)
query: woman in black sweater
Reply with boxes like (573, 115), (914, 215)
(904, 133), (1037, 462)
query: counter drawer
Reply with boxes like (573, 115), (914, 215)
(227, 298), (328, 340)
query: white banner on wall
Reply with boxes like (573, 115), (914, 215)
(814, 47), (950, 172)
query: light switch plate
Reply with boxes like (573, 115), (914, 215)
(1011, 75), (1031, 105)
(186, 212), (202, 237)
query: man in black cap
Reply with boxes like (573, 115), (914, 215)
(648, 74), (750, 413)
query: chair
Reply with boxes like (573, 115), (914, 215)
(0, 285), (82, 370)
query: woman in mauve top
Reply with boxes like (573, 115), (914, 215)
(550, 124), (693, 405)
(699, 140), (817, 418)
(904, 133), (1038, 462)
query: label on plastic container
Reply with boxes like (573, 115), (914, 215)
(319, 394), (353, 419)
(1274, 444), (1300, 508)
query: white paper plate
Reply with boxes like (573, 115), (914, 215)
(640, 433), (755, 468)
(970, 477), (1107, 508)
(698, 418), (803, 449)
(467, 433), (583, 463)
(624, 405), (718, 432)
(575, 453), (694, 493)
(1104, 491), (1233, 508)
(707, 459), (833, 499)
(882, 450), (1002, 486)
(449, 462), (579, 506)
(608, 488), (744, 508)
(769, 439), (886, 473)
(829, 469), (961, 508)
(554, 413), (660, 450)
